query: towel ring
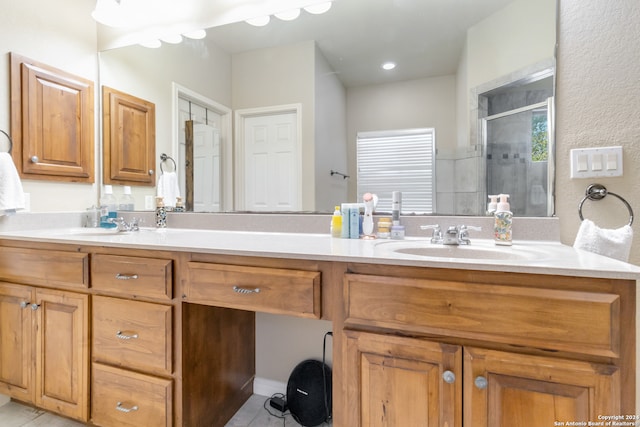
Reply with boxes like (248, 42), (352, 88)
(160, 153), (176, 173)
(578, 183), (633, 226)
(0, 130), (12, 154)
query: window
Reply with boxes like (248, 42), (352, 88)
(357, 128), (436, 213)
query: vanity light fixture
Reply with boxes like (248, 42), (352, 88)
(245, 0), (333, 26)
(91, 0), (124, 27)
(382, 62), (397, 71)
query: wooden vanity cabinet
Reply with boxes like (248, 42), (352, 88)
(341, 268), (634, 426)
(0, 246), (90, 422)
(89, 253), (174, 427)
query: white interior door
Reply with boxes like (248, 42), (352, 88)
(193, 124), (221, 212)
(243, 112), (299, 211)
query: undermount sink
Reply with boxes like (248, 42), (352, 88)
(374, 239), (549, 261)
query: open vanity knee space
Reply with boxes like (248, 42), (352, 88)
(0, 228), (636, 426)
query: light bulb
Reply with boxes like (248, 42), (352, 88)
(275, 8), (301, 21)
(304, 2), (332, 15)
(140, 39), (162, 49)
(246, 15), (271, 26)
(161, 34), (183, 44)
(183, 29), (207, 40)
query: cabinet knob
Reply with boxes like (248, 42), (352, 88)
(233, 285), (261, 294)
(30, 155), (39, 163)
(116, 402), (139, 413)
(30, 303), (40, 311)
(474, 375), (488, 390)
(442, 370), (456, 384)
(148, 169), (154, 175)
(20, 301), (29, 309)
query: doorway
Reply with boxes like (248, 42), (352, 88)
(235, 105), (302, 211)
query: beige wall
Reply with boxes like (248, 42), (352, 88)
(232, 41), (317, 211)
(0, 0), (98, 212)
(556, 0), (640, 265)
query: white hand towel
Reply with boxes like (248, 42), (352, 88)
(573, 219), (633, 262)
(157, 172), (180, 208)
(0, 152), (25, 216)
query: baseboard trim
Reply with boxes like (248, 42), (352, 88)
(254, 377), (287, 397)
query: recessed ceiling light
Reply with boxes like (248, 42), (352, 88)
(275, 8), (301, 21)
(246, 15), (271, 26)
(382, 62), (397, 71)
(304, 2), (332, 14)
(183, 29), (207, 40)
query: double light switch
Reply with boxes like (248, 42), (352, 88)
(570, 146), (623, 178)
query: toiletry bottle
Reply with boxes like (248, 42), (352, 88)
(391, 191), (401, 225)
(155, 196), (167, 228)
(331, 205), (342, 237)
(174, 197), (185, 213)
(349, 204), (360, 239)
(494, 194), (512, 246)
(118, 186), (135, 211)
(487, 195), (498, 215)
(99, 185), (117, 228)
(341, 203), (350, 238)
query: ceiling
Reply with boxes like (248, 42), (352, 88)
(203, 0), (515, 87)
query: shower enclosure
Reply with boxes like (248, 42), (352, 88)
(483, 97), (554, 217)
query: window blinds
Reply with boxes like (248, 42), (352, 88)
(357, 128), (436, 214)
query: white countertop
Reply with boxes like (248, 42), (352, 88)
(0, 226), (638, 281)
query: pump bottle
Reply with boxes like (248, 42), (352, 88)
(330, 206), (342, 237)
(494, 194), (512, 246)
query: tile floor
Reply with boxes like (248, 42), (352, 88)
(0, 395), (333, 426)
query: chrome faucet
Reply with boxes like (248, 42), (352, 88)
(420, 225), (443, 244)
(422, 224), (481, 245)
(108, 217), (143, 232)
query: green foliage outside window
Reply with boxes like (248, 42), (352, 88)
(531, 112), (548, 162)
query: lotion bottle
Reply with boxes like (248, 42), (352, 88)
(494, 194), (512, 246)
(331, 205), (342, 237)
(155, 196), (167, 228)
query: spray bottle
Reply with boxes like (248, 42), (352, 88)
(494, 194), (512, 246)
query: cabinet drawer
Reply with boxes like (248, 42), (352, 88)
(184, 262), (321, 318)
(91, 254), (172, 300)
(93, 296), (172, 376)
(91, 363), (172, 427)
(0, 247), (88, 288)
(344, 274), (620, 358)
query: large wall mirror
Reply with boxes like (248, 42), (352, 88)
(98, 0), (557, 216)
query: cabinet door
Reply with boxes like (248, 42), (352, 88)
(0, 283), (33, 402)
(464, 347), (619, 426)
(102, 86), (156, 186)
(344, 330), (462, 427)
(34, 289), (89, 422)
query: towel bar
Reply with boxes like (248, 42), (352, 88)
(160, 153), (176, 173)
(0, 130), (12, 154)
(578, 183), (633, 226)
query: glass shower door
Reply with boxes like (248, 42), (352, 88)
(483, 98), (554, 216)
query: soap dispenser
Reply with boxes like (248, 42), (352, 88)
(487, 195), (498, 215)
(155, 196), (167, 228)
(494, 194), (512, 246)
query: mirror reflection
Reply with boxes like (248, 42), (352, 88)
(98, 0), (556, 216)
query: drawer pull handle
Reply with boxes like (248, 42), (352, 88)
(474, 375), (488, 390)
(116, 402), (139, 413)
(116, 330), (139, 340)
(116, 273), (139, 280)
(233, 285), (261, 294)
(442, 370), (456, 384)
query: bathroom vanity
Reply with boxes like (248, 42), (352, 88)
(0, 227), (636, 426)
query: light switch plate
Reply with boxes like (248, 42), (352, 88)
(570, 146), (623, 178)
